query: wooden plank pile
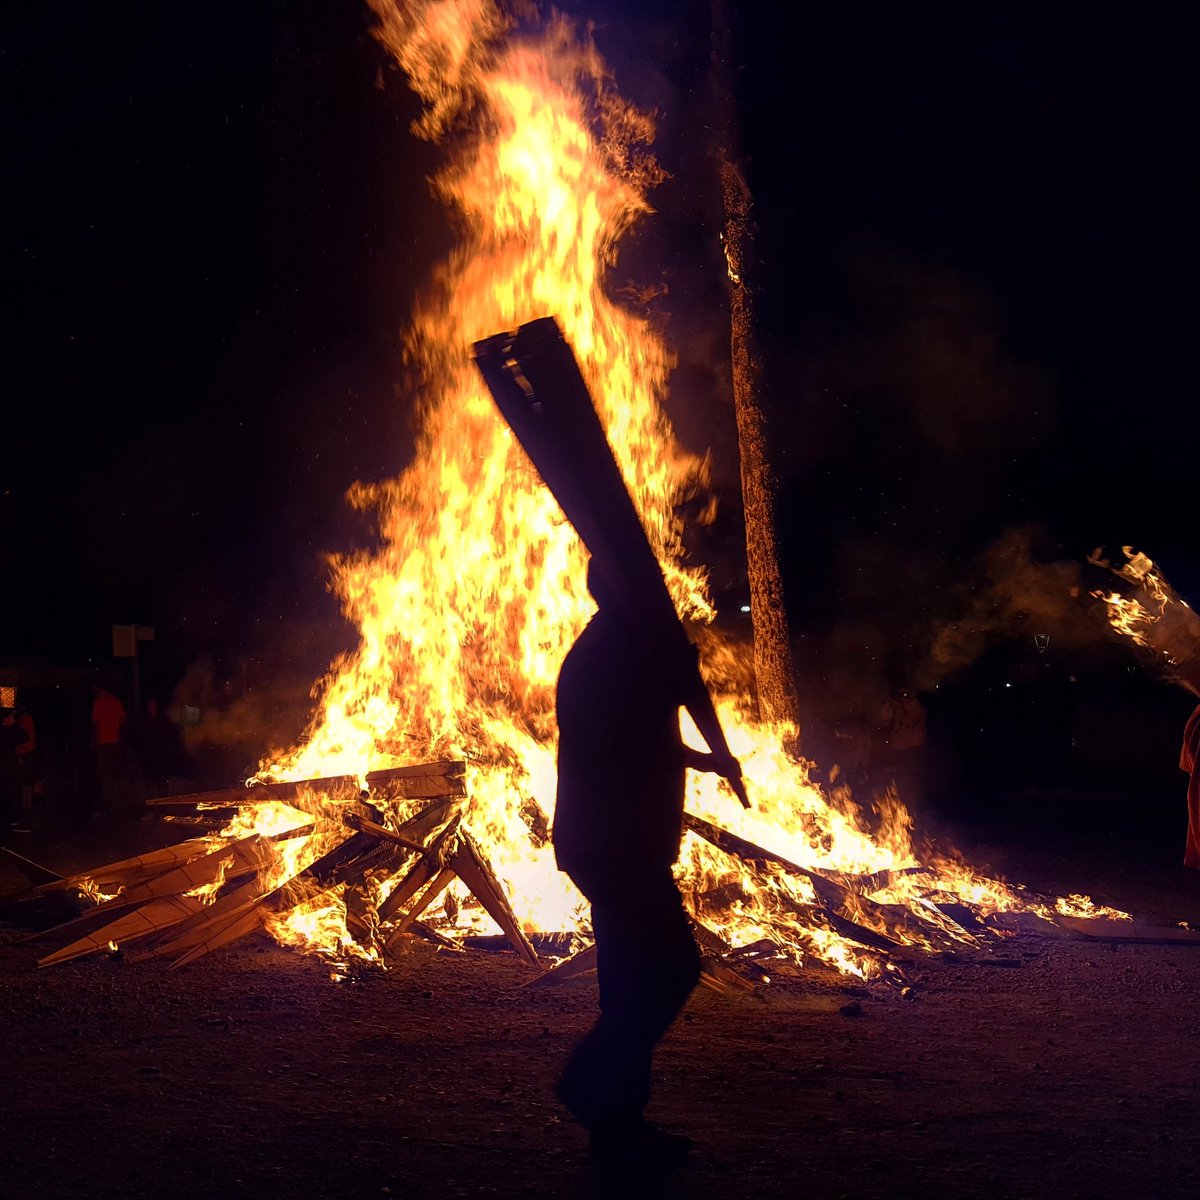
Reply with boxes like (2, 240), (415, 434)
(7, 762), (548, 971)
(8, 759), (1200, 986)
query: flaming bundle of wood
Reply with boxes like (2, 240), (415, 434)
(1091, 547), (1200, 694)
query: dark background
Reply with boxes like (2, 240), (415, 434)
(4, 1), (1198, 799)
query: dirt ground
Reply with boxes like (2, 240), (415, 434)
(2, 791), (1199, 1200)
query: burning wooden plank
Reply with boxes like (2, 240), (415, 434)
(684, 813), (853, 907)
(119, 878), (266, 964)
(1090, 547), (1200, 694)
(386, 864), (457, 942)
(146, 831), (382, 967)
(32, 839), (215, 895)
(344, 811), (434, 854)
(683, 813), (961, 961)
(377, 812), (463, 924)
(37, 895), (206, 967)
(167, 904), (274, 969)
(145, 761), (466, 808)
(449, 830), (540, 969)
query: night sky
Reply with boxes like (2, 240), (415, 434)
(6, 1), (1198, 714)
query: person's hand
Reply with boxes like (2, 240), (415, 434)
(684, 748), (751, 808)
(715, 754), (751, 809)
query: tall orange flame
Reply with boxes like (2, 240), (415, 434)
(245, 1), (1126, 973)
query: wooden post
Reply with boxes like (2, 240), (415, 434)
(710, 0), (802, 741)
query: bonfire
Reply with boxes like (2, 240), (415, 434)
(16, 0), (1188, 984)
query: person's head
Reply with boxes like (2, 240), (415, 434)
(585, 557), (621, 613)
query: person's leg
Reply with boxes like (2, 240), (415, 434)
(557, 865), (700, 1137)
(1, 776), (18, 827)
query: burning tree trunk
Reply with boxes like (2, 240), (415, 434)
(709, 0), (802, 739)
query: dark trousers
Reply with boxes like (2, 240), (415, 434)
(0, 774), (18, 825)
(557, 861), (700, 1128)
(94, 742), (124, 813)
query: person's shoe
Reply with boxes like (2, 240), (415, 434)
(636, 1120), (694, 1162)
(589, 1116), (694, 1175)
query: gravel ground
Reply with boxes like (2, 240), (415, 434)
(2, 789), (1198, 1200)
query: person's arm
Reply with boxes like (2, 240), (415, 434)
(670, 641), (750, 807)
(683, 746), (739, 775)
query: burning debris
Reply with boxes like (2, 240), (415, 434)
(1090, 547), (1200, 695)
(13, 756), (1194, 987)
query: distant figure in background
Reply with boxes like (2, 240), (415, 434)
(552, 558), (741, 1177)
(1180, 700), (1200, 869)
(831, 714), (873, 795)
(90, 682), (127, 818)
(14, 705), (40, 818)
(1, 707), (32, 833)
(876, 687), (928, 806)
(132, 697), (192, 800)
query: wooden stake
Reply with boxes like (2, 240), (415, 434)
(376, 813), (462, 924)
(449, 831), (540, 969)
(386, 865), (458, 945)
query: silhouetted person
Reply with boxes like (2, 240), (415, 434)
(90, 682), (127, 817)
(132, 697), (192, 800)
(553, 558), (738, 1175)
(876, 686), (928, 805)
(1, 707), (32, 833)
(14, 705), (39, 821)
(1181, 700), (1200, 869)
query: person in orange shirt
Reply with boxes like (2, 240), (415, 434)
(90, 682), (127, 817)
(1181, 701), (1200, 869)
